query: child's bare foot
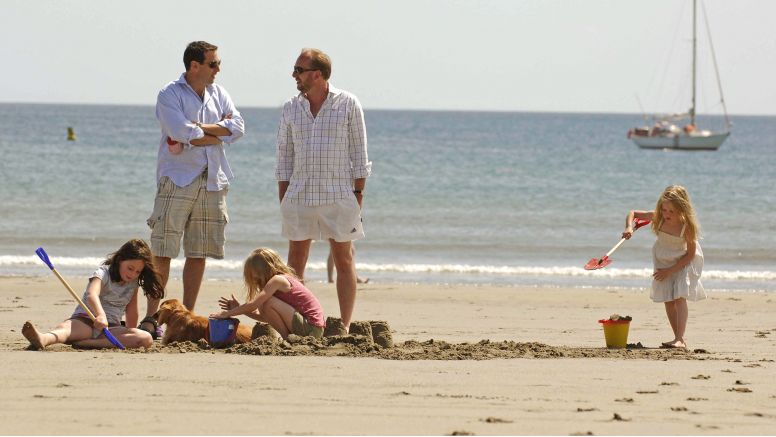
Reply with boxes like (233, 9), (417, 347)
(22, 321), (45, 350)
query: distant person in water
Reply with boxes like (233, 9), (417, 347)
(327, 246), (369, 284)
(142, 40), (245, 340)
(275, 48), (371, 332)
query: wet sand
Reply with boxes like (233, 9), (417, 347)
(1, 276), (774, 435)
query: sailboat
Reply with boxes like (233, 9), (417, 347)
(627, 0), (731, 150)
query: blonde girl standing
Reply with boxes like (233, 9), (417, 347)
(623, 185), (705, 348)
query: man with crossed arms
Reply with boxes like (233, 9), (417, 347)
(141, 41), (244, 338)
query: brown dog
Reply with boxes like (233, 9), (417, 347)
(154, 299), (252, 346)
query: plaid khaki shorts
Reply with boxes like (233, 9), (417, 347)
(147, 173), (228, 259)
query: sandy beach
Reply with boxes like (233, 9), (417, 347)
(1, 276), (774, 435)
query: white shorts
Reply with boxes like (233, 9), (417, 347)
(281, 196), (365, 242)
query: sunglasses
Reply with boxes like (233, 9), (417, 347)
(293, 66), (318, 75)
(202, 60), (221, 69)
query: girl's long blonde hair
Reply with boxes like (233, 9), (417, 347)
(243, 248), (297, 301)
(651, 185), (701, 242)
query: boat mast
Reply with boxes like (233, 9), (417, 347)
(701, 0), (732, 130)
(691, 0), (697, 126)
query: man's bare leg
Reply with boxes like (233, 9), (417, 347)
(144, 255), (171, 320)
(327, 250), (335, 283)
(287, 239), (312, 281)
(330, 239), (357, 331)
(182, 257), (206, 311)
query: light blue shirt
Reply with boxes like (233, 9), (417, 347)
(155, 73), (245, 191)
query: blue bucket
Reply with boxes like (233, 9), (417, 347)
(208, 317), (240, 347)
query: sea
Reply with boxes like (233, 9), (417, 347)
(1, 103), (774, 292)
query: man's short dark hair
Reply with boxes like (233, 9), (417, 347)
(184, 41), (218, 71)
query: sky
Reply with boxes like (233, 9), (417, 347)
(2, 0), (775, 115)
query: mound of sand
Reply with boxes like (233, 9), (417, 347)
(131, 336), (711, 361)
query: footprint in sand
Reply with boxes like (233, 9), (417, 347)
(727, 387), (752, 393)
(696, 424), (720, 430)
(481, 417), (513, 424)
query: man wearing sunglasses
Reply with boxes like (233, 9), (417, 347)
(276, 48), (371, 333)
(142, 40), (245, 339)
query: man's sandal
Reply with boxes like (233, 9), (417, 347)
(138, 316), (160, 340)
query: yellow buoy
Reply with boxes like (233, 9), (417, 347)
(67, 127), (77, 141)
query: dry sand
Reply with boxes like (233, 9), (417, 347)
(1, 276), (775, 435)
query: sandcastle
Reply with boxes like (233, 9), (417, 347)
(323, 317), (393, 348)
(251, 321), (279, 339)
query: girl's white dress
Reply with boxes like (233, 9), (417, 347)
(651, 223), (706, 303)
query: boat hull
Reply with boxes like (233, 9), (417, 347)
(630, 131), (729, 150)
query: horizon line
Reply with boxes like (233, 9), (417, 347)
(0, 100), (771, 118)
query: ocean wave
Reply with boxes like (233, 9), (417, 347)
(3, 255), (774, 281)
(0, 255), (245, 271)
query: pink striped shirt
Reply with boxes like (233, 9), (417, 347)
(274, 275), (325, 327)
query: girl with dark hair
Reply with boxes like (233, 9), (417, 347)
(22, 239), (164, 350)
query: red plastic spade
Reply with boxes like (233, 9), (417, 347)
(585, 218), (650, 270)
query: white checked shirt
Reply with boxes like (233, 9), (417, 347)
(276, 85), (371, 206)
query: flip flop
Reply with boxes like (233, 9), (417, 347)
(138, 316), (160, 340)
